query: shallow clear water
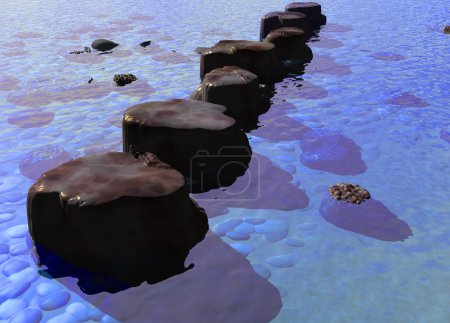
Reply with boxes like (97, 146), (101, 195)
(0, 0), (449, 322)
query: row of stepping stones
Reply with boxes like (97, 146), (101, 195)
(27, 2), (370, 292)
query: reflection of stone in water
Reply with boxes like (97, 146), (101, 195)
(305, 55), (352, 75)
(439, 126), (450, 143)
(7, 82), (111, 107)
(67, 25), (97, 34)
(2, 49), (28, 57)
(137, 28), (160, 34)
(53, 33), (81, 40)
(370, 51), (405, 61)
(15, 31), (44, 39)
(8, 109), (54, 128)
(308, 36), (343, 49)
(321, 23), (353, 32)
(152, 51), (192, 64)
(128, 14), (154, 21)
(276, 79), (328, 99)
(3, 41), (26, 48)
(157, 35), (175, 41)
(298, 129), (367, 175)
(0, 75), (19, 91)
(319, 195), (413, 241)
(193, 153), (310, 217)
(64, 51), (106, 64)
(253, 114), (310, 142)
(83, 139), (122, 155)
(108, 49), (134, 58)
(112, 80), (156, 97)
(385, 92), (429, 107)
(19, 145), (73, 180)
(109, 19), (135, 26)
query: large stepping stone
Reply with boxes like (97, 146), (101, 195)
(200, 40), (285, 84)
(285, 2), (327, 29)
(27, 152), (208, 286)
(91, 38), (119, 51)
(123, 99), (251, 192)
(190, 66), (271, 131)
(259, 11), (312, 41)
(263, 27), (313, 61)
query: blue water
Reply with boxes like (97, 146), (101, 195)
(1, 0), (449, 322)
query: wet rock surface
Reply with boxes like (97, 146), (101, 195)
(263, 27), (313, 61)
(91, 38), (119, 51)
(27, 152), (209, 287)
(200, 40), (285, 84)
(123, 99), (251, 192)
(190, 66), (271, 130)
(285, 2), (327, 28)
(260, 11), (312, 41)
(328, 183), (370, 204)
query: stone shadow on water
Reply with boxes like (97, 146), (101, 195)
(319, 194), (413, 241)
(30, 232), (282, 322)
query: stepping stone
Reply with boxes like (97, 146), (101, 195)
(91, 38), (119, 51)
(259, 11), (312, 41)
(285, 2), (327, 29)
(263, 27), (313, 62)
(200, 40), (285, 84)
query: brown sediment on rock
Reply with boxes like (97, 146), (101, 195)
(285, 2), (327, 28)
(113, 74), (138, 86)
(263, 27), (313, 61)
(190, 66), (270, 130)
(328, 183), (370, 204)
(259, 11), (313, 41)
(200, 40), (285, 84)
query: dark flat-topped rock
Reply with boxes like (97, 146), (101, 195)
(259, 11), (313, 41)
(123, 99), (251, 192)
(190, 66), (271, 131)
(263, 27), (313, 61)
(27, 152), (208, 286)
(200, 40), (285, 84)
(285, 2), (327, 28)
(91, 38), (119, 51)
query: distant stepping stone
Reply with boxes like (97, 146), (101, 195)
(200, 40), (285, 84)
(285, 2), (327, 29)
(91, 38), (119, 51)
(27, 152), (209, 286)
(259, 11), (312, 41)
(190, 66), (270, 129)
(139, 40), (152, 47)
(263, 27), (313, 61)
(123, 99), (251, 192)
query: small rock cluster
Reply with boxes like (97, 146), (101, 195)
(113, 73), (137, 86)
(69, 46), (91, 54)
(444, 26), (450, 34)
(328, 183), (370, 204)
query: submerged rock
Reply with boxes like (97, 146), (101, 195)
(113, 74), (137, 86)
(91, 38), (119, 51)
(328, 183), (370, 204)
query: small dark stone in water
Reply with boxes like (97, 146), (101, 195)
(91, 38), (119, 51)
(113, 74), (138, 86)
(88, 77), (93, 83)
(84, 46), (91, 53)
(171, 50), (176, 52)
(328, 183), (370, 204)
(194, 47), (209, 54)
(140, 40), (152, 47)
(444, 26), (450, 34)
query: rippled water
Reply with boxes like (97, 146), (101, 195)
(1, 0), (449, 322)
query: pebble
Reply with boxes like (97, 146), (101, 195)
(9, 267), (40, 284)
(265, 231), (289, 242)
(39, 291), (71, 310)
(225, 231), (250, 241)
(0, 299), (27, 319)
(2, 259), (30, 276)
(0, 281), (31, 299)
(251, 264), (271, 279)
(255, 220), (289, 242)
(244, 217), (266, 225)
(36, 282), (62, 297)
(212, 218), (243, 236)
(267, 253), (300, 268)
(0, 243), (9, 254)
(9, 241), (30, 256)
(229, 243), (255, 257)
(90, 307), (105, 321)
(9, 308), (42, 323)
(0, 254), (9, 265)
(101, 314), (119, 322)
(66, 302), (91, 321)
(284, 238), (306, 247)
(232, 222), (255, 235)
(48, 313), (78, 323)
(0, 211), (16, 224)
(296, 223), (318, 230)
(6, 224), (29, 238)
